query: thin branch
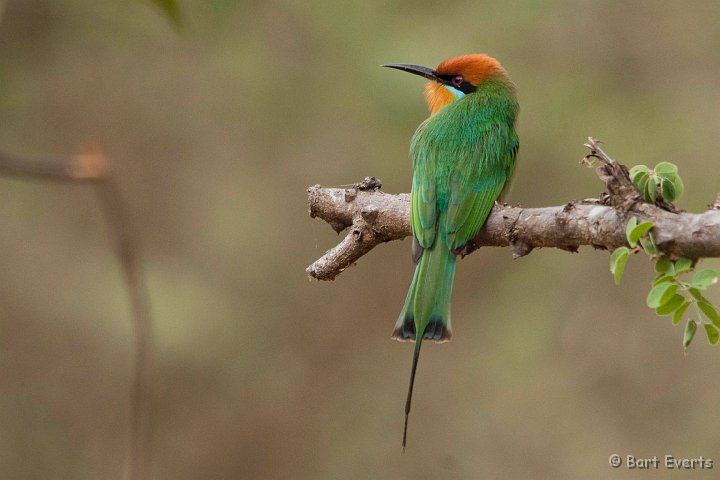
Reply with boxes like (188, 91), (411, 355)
(96, 177), (154, 480)
(0, 149), (153, 480)
(307, 139), (720, 281)
(0, 150), (110, 181)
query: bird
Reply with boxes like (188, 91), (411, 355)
(382, 54), (519, 449)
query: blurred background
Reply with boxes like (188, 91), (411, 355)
(1, 1), (720, 479)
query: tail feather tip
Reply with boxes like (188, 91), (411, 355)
(392, 315), (452, 342)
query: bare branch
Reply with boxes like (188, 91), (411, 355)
(0, 150), (109, 181)
(307, 139), (720, 280)
(307, 178), (410, 280)
(95, 177), (154, 480)
(0, 149), (153, 480)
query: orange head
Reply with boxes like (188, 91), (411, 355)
(383, 54), (511, 115)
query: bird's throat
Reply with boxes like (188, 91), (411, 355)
(424, 81), (458, 115)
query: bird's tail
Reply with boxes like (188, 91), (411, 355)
(392, 236), (456, 343)
(392, 234), (457, 449)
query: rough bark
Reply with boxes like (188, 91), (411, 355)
(307, 138), (720, 281)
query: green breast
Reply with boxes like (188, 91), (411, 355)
(410, 78), (519, 213)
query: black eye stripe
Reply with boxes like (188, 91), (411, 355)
(436, 74), (477, 94)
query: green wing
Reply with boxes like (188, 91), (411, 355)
(410, 116), (519, 252)
(410, 121), (438, 250)
(411, 176), (436, 249)
(444, 128), (519, 251)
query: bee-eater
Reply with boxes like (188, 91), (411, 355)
(383, 54), (519, 448)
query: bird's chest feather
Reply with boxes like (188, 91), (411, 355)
(411, 105), (492, 206)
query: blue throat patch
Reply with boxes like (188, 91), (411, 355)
(444, 85), (465, 100)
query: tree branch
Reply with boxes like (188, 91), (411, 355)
(0, 150), (110, 181)
(0, 149), (154, 480)
(307, 138), (720, 281)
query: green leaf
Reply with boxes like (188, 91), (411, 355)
(150, 0), (182, 28)
(633, 174), (650, 198)
(660, 178), (676, 202)
(658, 173), (684, 202)
(669, 174), (684, 200)
(625, 217), (638, 246)
(660, 172), (680, 182)
(654, 161), (678, 176)
(645, 177), (657, 203)
(655, 294), (685, 316)
(641, 233), (657, 255)
(655, 256), (674, 274)
(629, 164), (651, 178)
(674, 258), (693, 274)
(634, 173), (650, 198)
(704, 324), (719, 345)
(684, 319), (697, 349)
(673, 301), (690, 325)
(689, 288), (708, 303)
(646, 282), (678, 309)
(652, 274), (674, 287)
(628, 221), (653, 246)
(610, 247), (630, 285)
(691, 269), (718, 289)
(698, 301), (720, 328)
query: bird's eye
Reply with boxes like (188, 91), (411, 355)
(451, 75), (464, 87)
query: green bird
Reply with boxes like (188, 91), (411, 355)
(383, 54), (519, 448)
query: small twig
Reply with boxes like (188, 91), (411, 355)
(0, 149), (153, 480)
(711, 194), (720, 210)
(0, 150), (109, 182)
(95, 176), (154, 480)
(583, 137), (639, 211)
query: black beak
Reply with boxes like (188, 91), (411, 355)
(382, 63), (442, 83)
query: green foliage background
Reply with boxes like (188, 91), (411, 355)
(1, 1), (720, 478)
